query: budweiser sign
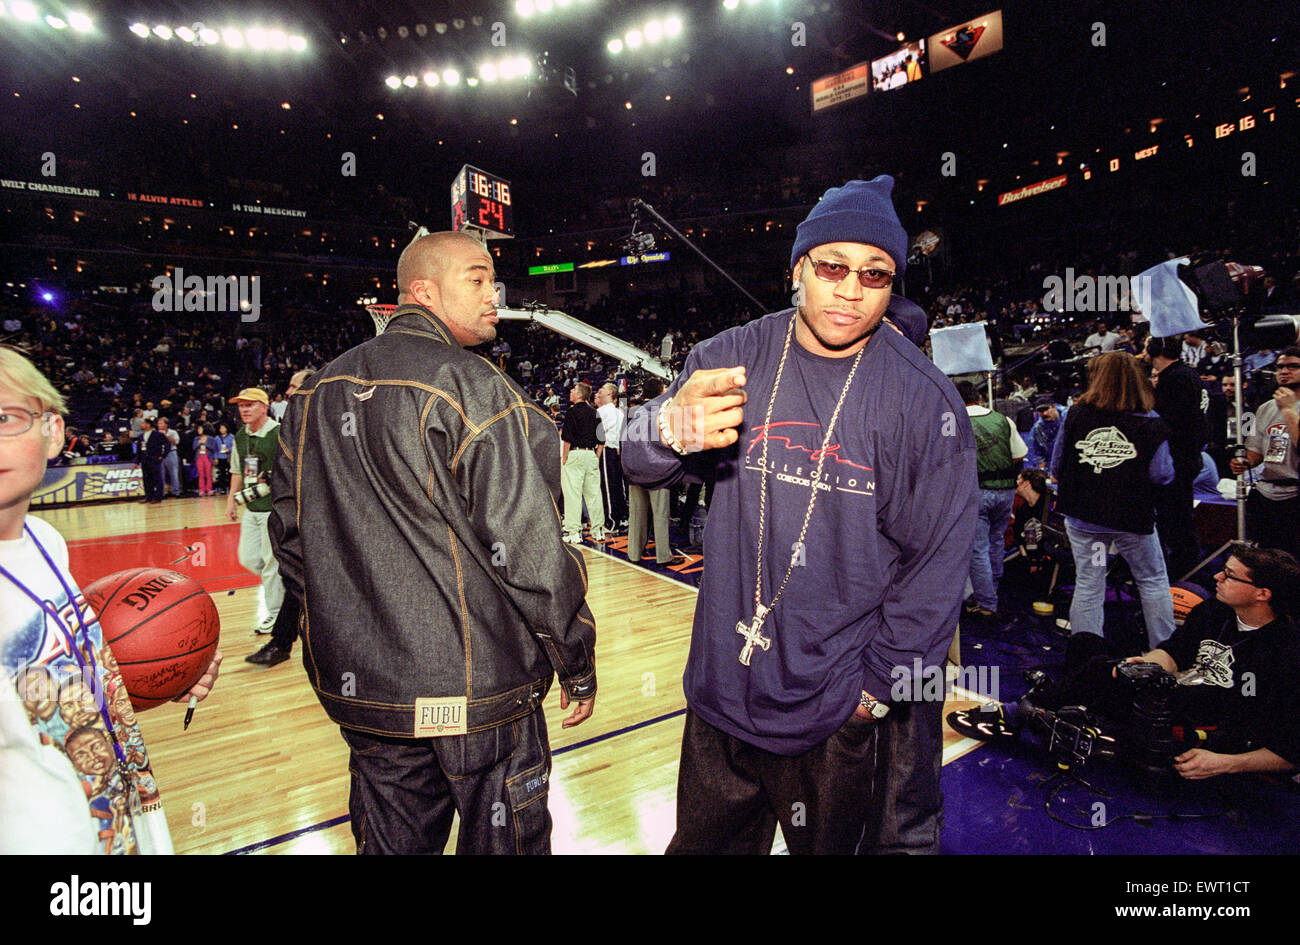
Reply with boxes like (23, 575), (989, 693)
(997, 174), (1068, 206)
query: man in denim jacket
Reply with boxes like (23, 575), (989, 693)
(271, 231), (596, 855)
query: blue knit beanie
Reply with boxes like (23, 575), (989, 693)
(790, 175), (908, 275)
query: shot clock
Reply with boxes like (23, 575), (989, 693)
(451, 165), (514, 238)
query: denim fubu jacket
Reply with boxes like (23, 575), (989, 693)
(270, 304), (597, 737)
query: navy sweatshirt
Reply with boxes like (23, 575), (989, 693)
(622, 310), (977, 755)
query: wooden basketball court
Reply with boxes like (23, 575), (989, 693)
(36, 495), (986, 855)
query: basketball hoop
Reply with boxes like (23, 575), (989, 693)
(365, 303), (398, 335)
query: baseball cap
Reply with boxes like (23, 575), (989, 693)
(1033, 395), (1056, 410)
(231, 388), (269, 406)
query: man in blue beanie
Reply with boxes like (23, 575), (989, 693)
(623, 176), (977, 853)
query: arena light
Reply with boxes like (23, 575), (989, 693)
(289, 34), (306, 52)
(517, 0), (536, 14)
(505, 56), (532, 77)
(129, 22), (150, 38)
(480, 61), (499, 82)
(152, 24), (172, 40)
(68, 10), (92, 31)
(45, 14), (68, 29)
(11, 0), (36, 22)
(222, 27), (244, 48)
(246, 26), (267, 49)
(385, 75), (402, 89)
(645, 20), (663, 43)
(536, 0), (553, 11)
(198, 26), (218, 44)
(402, 74), (418, 87)
(174, 25), (195, 42)
(423, 71), (439, 86)
(664, 15), (682, 36)
(442, 67), (460, 85)
(607, 37), (623, 54)
(723, 0), (739, 9)
(626, 29), (643, 49)
(466, 76), (479, 87)
(268, 28), (288, 50)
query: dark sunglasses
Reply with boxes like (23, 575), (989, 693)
(808, 259), (895, 289)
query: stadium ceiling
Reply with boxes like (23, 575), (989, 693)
(0, 1), (1297, 208)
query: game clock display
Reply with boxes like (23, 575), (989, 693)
(451, 165), (514, 238)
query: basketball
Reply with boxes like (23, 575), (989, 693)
(82, 568), (221, 711)
(1171, 582), (1209, 626)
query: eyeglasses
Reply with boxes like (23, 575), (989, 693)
(1276, 361), (1300, 371)
(1218, 568), (1256, 586)
(807, 258), (896, 289)
(0, 406), (52, 438)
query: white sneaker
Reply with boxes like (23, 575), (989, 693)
(562, 533), (583, 545)
(254, 615), (277, 634)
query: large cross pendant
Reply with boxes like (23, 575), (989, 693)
(736, 605), (771, 667)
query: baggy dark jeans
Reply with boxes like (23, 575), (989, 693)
(859, 697), (945, 854)
(341, 707), (553, 855)
(666, 708), (879, 854)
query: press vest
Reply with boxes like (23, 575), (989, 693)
(1055, 403), (1169, 534)
(235, 423), (279, 513)
(972, 410), (1017, 489)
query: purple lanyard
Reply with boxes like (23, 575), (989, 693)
(0, 523), (130, 771)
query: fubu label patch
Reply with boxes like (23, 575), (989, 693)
(414, 696), (468, 737)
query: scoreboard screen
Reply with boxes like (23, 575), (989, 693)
(451, 165), (514, 238)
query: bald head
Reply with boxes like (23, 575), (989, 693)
(286, 368), (314, 397)
(396, 230), (500, 347)
(397, 231), (488, 302)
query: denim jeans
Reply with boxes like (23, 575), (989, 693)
(859, 696), (944, 854)
(341, 707), (552, 855)
(968, 488), (1015, 610)
(666, 709), (878, 855)
(162, 450), (180, 495)
(1065, 522), (1175, 648)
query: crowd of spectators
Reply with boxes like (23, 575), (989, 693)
(3, 185), (1296, 573)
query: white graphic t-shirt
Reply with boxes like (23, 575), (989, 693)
(0, 516), (172, 854)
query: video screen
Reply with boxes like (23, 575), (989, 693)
(871, 41), (927, 92)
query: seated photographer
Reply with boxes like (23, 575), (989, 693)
(948, 542), (1300, 781)
(1007, 468), (1061, 606)
(1012, 468), (1052, 543)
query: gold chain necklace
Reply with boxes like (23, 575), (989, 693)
(736, 311), (870, 667)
